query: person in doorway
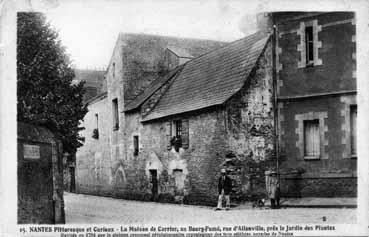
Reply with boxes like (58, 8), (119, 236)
(267, 171), (280, 209)
(215, 168), (232, 210)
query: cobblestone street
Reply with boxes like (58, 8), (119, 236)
(64, 192), (356, 225)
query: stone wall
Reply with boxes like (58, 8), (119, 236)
(115, 42), (275, 205)
(224, 42), (275, 200)
(76, 39), (275, 205)
(18, 122), (64, 224)
(121, 109), (228, 205)
(76, 95), (115, 196)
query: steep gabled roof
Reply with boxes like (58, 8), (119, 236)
(108, 33), (227, 105)
(142, 32), (270, 121)
(124, 65), (184, 112)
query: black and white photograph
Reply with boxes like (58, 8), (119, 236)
(0, 0), (368, 236)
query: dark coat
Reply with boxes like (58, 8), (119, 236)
(218, 175), (232, 195)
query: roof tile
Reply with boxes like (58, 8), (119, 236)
(142, 32), (270, 121)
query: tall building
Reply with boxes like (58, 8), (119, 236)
(272, 12), (357, 197)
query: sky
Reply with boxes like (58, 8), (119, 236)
(45, 0), (262, 69)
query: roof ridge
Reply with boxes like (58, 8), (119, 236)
(118, 32), (228, 44)
(178, 31), (267, 65)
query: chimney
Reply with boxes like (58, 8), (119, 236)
(256, 12), (273, 34)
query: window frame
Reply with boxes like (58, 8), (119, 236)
(305, 26), (314, 66)
(173, 120), (183, 148)
(174, 120), (182, 138)
(295, 112), (328, 160)
(133, 135), (139, 156)
(297, 19), (322, 68)
(112, 98), (119, 131)
(303, 119), (321, 159)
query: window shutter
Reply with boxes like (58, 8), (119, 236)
(166, 121), (172, 150)
(182, 119), (189, 149)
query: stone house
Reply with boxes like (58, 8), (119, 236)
(76, 32), (275, 205)
(271, 12), (357, 197)
(76, 11), (357, 204)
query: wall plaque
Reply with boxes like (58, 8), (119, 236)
(23, 144), (40, 159)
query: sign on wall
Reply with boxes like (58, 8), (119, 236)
(23, 144), (40, 160)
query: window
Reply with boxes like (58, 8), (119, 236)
(350, 105), (357, 156)
(305, 26), (314, 65)
(174, 120), (182, 138)
(92, 113), (99, 139)
(297, 20), (322, 68)
(112, 98), (119, 130)
(133, 136), (139, 156)
(172, 120), (183, 149)
(304, 120), (320, 158)
(95, 113), (99, 130)
(166, 119), (189, 151)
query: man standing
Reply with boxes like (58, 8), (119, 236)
(216, 168), (232, 210)
(266, 171), (280, 209)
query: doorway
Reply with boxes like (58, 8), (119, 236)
(173, 169), (184, 194)
(69, 166), (76, 193)
(149, 169), (158, 201)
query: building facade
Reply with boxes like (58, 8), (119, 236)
(273, 12), (357, 197)
(76, 12), (357, 205)
(76, 32), (276, 205)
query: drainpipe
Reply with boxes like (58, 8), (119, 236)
(271, 19), (280, 175)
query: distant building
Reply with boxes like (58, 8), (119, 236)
(73, 69), (106, 102)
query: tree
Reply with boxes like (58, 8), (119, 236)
(17, 12), (88, 154)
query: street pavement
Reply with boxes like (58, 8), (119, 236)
(64, 192), (356, 225)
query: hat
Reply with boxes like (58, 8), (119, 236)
(221, 168), (226, 173)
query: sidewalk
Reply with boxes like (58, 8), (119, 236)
(278, 197), (357, 208)
(233, 197), (357, 210)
